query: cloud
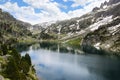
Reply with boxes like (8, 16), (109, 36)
(63, 0), (68, 2)
(68, 0), (109, 18)
(23, 0), (63, 15)
(0, 0), (109, 25)
(69, 0), (109, 7)
(0, 2), (37, 23)
(71, 0), (94, 7)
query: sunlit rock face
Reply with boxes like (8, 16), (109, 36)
(82, 17), (120, 54)
(107, 0), (120, 5)
(81, 0), (120, 54)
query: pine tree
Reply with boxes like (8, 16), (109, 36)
(25, 53), (32, 66)
(5, 57), (20, 80)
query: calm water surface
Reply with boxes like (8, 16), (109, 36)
(21, 43), (120, 80)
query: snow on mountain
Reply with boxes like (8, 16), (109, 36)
(89, 16), (113, 31)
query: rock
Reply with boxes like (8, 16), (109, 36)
(0, 75), (4, 80)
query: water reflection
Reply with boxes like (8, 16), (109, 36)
(21, 42), (120, 80)
(30, 42), (83, 54)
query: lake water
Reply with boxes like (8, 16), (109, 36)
(21, 42), (120, 80)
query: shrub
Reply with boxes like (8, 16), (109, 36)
(4, 57), (20, 80)
(20, 56), (30, 74)
(25, 53), (32, 66)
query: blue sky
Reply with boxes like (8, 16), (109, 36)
(0, 0), (108, 24)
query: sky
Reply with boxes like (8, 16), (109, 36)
(0, 0), (109, 24)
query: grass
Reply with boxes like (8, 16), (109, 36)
(0, 56), (4, 62)
(18, 36), (39, 44)
(65, 37), (82, 48)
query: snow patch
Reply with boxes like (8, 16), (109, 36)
(94, 43), (101, 49)
(89, 16), (113, 31)
(92, 18), (95, 22)
(37, 21), (56, 28)
(103, 5), (107, 9)
(67, 32), (73, 36)
(76, 25), (79, 30)
(69, 24), (75, 29)
(77, 16), (93, 22)
(78, 30), (86, 34)
(57, 25), (62, 34)
(105, 44), (110, 48)
(108, 23), (120, 35)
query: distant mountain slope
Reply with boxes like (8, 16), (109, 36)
(31, 21), (56, 34)
(0, 8), (32, 42)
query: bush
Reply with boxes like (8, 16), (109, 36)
(20, 56), (30, 74)
(4, 57), (20, 80)
(8, 48), (21, 65)
(25, 53), (32, 66)
(0, 43), (36, 80)
(1, 44), (8, 55)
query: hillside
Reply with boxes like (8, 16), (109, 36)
(0, 8), (38, 80)
(0, 8), (34, 43)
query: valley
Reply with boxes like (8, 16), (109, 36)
(0, 0), (120, 80)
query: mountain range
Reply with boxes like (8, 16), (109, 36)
(32, 0), (120, 54)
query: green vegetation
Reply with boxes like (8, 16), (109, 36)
(38, 31), (56, 39)
(65, 37), (82, 48)
(0, 43), (38, 80)
(0, 8), (38, 80)
(0, 8), (38, 45)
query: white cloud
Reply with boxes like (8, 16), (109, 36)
(23, 0), (50, 8)
(71, 0), (92, 7)
(58, 3), (68, 9)
(68, 0), (109, 18)
(0, 1), (69, 24)
(0, 0), (109, 25)
(71, 0), (109, 7)
(0, 2), (37, 23)
(23, 0), (63, 15)
(63, 0), (68, 2)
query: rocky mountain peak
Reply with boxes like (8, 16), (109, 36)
(93, 0), (120, 12)
(100, 0), (120, 8)
(107, 0), (120, 5)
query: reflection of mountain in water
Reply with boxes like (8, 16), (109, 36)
(30, 42), (110, 55)
(31, 42), (84, 54)
(85, 56), (120, 80)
